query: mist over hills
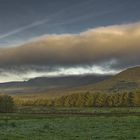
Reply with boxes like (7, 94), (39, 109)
(0, 66), (139, 96)
(0, 74), (111, 94)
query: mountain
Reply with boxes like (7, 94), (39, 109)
(0, 75), (110, 94)
(84, 66), (140, 92)
(0, 66), (139, 96)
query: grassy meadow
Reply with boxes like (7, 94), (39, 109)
(0, 107), (140, 140)
(0, 115), (140, 140)
(0, 92), (140, 140)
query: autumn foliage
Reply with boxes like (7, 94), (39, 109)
(14, 91), (140, 107)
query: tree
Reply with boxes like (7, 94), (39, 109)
(127, 92), (134, 106)
(0, 95), (15, 113)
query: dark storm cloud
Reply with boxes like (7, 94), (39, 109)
(0, 22), (140, 70)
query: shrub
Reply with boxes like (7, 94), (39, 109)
(0, 95), (15, 113)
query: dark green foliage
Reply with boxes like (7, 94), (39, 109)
(0, 95), (15, 113)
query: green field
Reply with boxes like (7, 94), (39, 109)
(0, 107), (140, 140)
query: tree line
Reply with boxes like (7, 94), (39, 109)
(0, 91), (140, 113)
(14, 91), (140, 107)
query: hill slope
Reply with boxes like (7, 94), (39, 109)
(85, 66), (140, 92)
(0, 75), (110, 94)
(0, 66), (139, 96)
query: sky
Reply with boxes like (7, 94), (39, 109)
(0, 0), (140, 82)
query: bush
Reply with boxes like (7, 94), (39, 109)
(0, 95), (15, 113)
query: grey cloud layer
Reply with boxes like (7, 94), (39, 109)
(0, 22), (140, 69)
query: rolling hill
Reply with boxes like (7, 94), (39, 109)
(0, 66), (139, 97)
(84, 66), (140, 92)
(0, 75), (110, 94)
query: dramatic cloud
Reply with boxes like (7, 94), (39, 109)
(0, 22), (140, 82)
(0, 22), (140, 66)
